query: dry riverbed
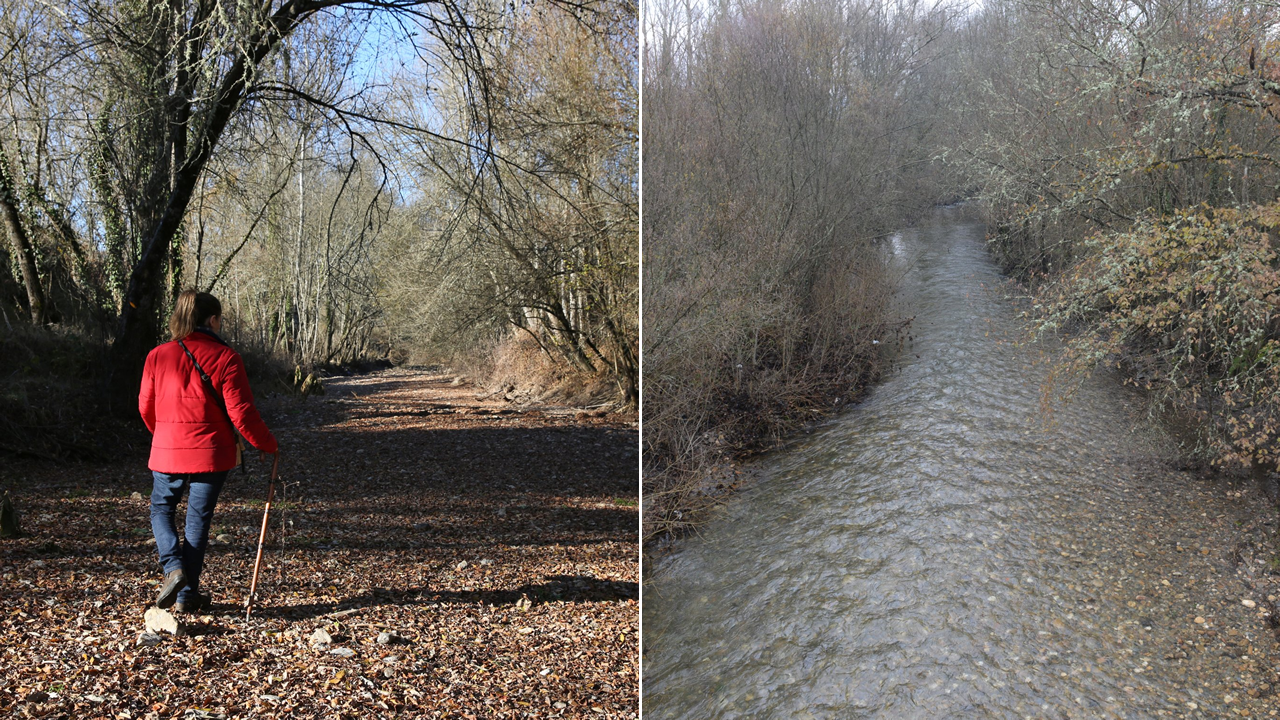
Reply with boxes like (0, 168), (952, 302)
(0, 367), (638, 718)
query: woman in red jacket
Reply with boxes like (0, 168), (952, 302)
(139, 289), (278, 612)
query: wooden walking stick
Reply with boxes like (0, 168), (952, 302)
(246, 452), (279, 619)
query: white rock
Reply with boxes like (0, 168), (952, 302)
(456, 560), (468, 570)
(144, 607), (181, 636)
(377, 632), (395, 645)
(1242, 599), (1257, 608)
(329, 647), (356, 658)
(479, 559), (494, 566)
(309, 628), (333, 645)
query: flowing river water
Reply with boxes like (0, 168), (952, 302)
(642, 217), (1280, 719)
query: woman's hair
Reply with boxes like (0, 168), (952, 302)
(169, 289), (222, 341)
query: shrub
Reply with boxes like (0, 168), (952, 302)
(1037, 202), (1280, 470)
(0, 321), (133, 459)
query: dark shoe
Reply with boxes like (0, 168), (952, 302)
(174, 592), (211, 614)
(156, 568), (187, 609)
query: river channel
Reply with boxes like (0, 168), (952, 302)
(642, 217), (1280, 719)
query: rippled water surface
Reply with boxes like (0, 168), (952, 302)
(643, 219), (1278, 719)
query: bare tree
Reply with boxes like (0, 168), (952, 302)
(0, 0), (623, 408)
(383, 0), (639, 403)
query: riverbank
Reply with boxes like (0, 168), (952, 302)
(642, 241), (910, 547)
(642, 331), (897, 547)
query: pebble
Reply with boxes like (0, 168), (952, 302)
(309, 628), (333, 645)
(215, 534), (232, 544)
(131, 492), (143, 501)
(456, 560), (468, 570)
(1242, 599), (1257, 608)
(377, 631), (397, 645)
(135, 632), (163, 647)
(1194, 617), (1206, 624)
(554, 702), (567, 709)
(383, 655), (399, 664)
(329, 647), (356, 658)
(480, 559), (494, 566)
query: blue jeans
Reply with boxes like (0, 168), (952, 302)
(150, 471), (226, 604)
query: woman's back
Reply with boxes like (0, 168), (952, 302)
(140, 329), (275, 473)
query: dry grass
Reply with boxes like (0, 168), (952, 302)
(459, 333), (623, 410)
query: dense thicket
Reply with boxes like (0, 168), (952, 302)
(642, 0), (957, 539)
(952, 0), (1280, 471)
(0, 0), (637, 456)
(644, 0), (1280, 540)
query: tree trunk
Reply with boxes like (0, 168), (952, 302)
(0, 140), (45, 325)
(109, 0), (315, 409)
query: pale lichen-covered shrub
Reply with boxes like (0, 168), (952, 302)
(1037, 202), (1280, 470)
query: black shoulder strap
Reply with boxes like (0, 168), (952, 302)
(177, 338), (237, 434)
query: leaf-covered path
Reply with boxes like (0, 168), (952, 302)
(0, 367), (639, 719)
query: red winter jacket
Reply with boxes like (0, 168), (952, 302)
(139, 329), (277, 473)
